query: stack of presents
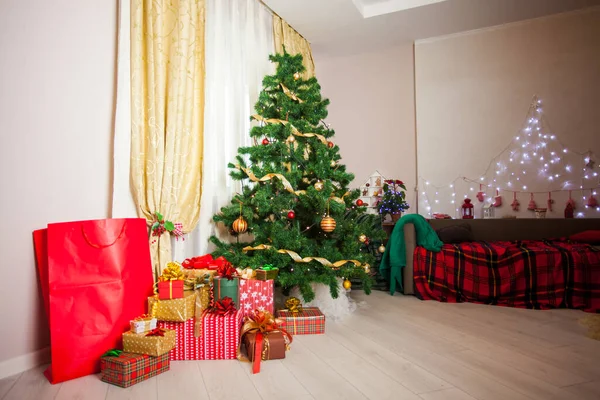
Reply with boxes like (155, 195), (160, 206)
(100, 255), (325, 388)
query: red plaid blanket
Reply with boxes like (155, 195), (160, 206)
(414, 240), (600, 312)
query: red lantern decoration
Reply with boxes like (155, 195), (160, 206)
(461, 198), (474, 219)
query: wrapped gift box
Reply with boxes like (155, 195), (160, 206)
(122, 329), (176, 356)
(214, 277), (239, 304)
(276, 307), (325, 335)
(158, 309), (242, 360)
(157, 280), (184, 300)
(244, 331), (286, 362)
(256, 267), (278, 281)
(100, 352), (169, 388)
(238, 279), (274, 318)
(130, 316), (157, 334)
(148, 289), (204, 322)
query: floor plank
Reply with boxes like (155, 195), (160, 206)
(105, 371), (157, 400)
(158, 361), (209, 399)
(0, 373), (21, 400)
(55, 373), (108, 400)
(3, 365), (61, 400)
(198, 360), (261, 400)
(419, 388), (478, 400)
(240, 358), (314, 400)
(565, 381), (600, 398)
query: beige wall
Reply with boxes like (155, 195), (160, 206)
(314, 44), (418, 209)
(0, 0), (116, 368)
(415, 8), (600, 218)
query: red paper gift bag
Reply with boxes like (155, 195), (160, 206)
(33, 218), (154, 384)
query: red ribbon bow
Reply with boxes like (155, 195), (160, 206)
(217, 263), (237, 280)
(182, 254), (231, 270)
(145, 328), (165, 337)
(211, 297), (236, 315)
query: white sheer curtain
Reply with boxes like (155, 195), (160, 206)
(112, 0), (274, 259)
(171, 0), (274, 261)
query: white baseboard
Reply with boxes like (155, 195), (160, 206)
(0, 347), (50, 380)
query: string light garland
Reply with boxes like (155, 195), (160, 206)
(418, 96), (600, 218)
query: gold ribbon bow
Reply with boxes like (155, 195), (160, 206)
(237, 267), (256, 280)
(280, 83), (304, 103)
(285, 297), (302, 314)
(242, 244), (362, 270)
(159, 262), (185, 282)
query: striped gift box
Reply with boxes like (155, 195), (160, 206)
(100, 352), (169, 388)
(276, 307), (325, 335)
(158, 309), (242, 360)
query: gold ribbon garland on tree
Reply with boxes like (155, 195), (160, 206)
(280, 83), (304, 103)
(242, 244), (363, 270)
(251, 115), (328, 145)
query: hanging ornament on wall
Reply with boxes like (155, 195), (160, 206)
(378, 245), (386, 253)
(492, 190), (502, 207)
(287, 210), (296, 220)
(358, 234), (367, 243)
(476, 184), (485, 202)
(527, 193), (537, 211)
(587, 190), (598, 208)
(343, 279), (352, 290)
(314, 181), (324, 191)
(511, 193), (520, 212)
(565, 202), (574, 218)
(262, 138), (270, 145)
(232, 202), (248, 233)
(293, 72), (300, 80)
(547, 192), (554, 212)
(567, 190), (576, 210)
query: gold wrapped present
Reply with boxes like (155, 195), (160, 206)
(149, 290), (198, 322)
(122, 329), (176, 356)
(183, 269), (218, 283)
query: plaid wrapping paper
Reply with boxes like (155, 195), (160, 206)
(414, 240), (600, 312)
(239, 279), (274, 318)
(276, 307), (325, 335)
(100, 352), (170, 388)
(158, 309), (242, 360)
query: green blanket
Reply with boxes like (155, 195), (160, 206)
(379, 214), (443, 295)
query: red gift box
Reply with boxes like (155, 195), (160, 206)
(238, 279), (274, 318)
(100, 352), (170, 388)
(157, 280), (184, 300)
(158, 309), (242, 360)
(276, 307), (325, 335)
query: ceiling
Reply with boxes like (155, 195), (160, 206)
(263, 0), (600, 55)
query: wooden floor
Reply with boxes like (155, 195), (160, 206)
(2, 291), (600, 400)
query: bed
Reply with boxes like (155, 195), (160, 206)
(402, 218), (600, 312)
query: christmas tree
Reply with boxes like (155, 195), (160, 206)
(211, 50), (386, 302)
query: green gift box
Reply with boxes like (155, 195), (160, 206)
(214, 277), (239, 305)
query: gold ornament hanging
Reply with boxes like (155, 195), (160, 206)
(232, 202), (248, 233)
(378, 245), (386, 253)
(358, 234), (367, 243)
(314, 181), (324, 191)
(343, 279), (352, 290)
(330, 160), (337, 167)
(293, 72), (300, 80)
(320, 216), (336, 233)
(364, 264), (371, 273)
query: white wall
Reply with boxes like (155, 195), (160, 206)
(415, 8), (600, 218)
(313, 44), (418, 210)
(0, 0), (116, 370)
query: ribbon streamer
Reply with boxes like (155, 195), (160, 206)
(236, 165), (306, 196)
(252, 115), (328, 145)
(242, 244), (363, 269)
(280, 84), (304, 103)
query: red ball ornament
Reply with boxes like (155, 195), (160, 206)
(356, 199), (364, 206)
(287, 211), (296, 219)
(262, 138), (270, 145)
(327, 141), (334, 148)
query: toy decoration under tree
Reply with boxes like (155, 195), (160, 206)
(210, 50), (385, 302)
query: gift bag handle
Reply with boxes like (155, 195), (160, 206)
(81, 222), (127, 249)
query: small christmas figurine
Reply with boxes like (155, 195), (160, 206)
(375, 177), (381, 186)
(362, 188), (368, 196)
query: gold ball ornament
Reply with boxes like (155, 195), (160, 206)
(314, 181), (324, 191)
(359, 234), (367, 243)
(343, 279), (352, 290)
(232, 217), (248, 233)
(378, 245), (386, 253)
(330, 160), (337, 167)
(320, 216), (337, 233)
(364, 264), (371, 273)
(293, 72), (300, 80)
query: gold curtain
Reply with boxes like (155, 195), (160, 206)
(131, 0), (205, 279)
(273, 15), (315, 78)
